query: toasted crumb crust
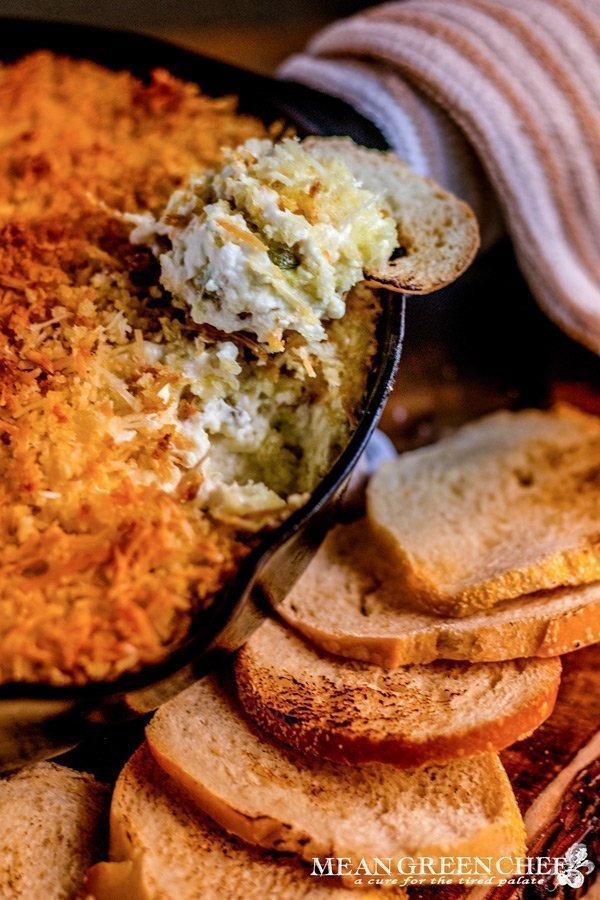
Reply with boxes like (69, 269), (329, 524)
(0, 52), (267, 685)
(0, 54), (381, 686)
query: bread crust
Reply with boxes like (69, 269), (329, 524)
(372, 516), (600, 618)
(83, 860), (146, 900)
(238, 682), (557, 768)
(282, 590), (600, 667)
(367, 407), (600, 618)
(235, 620), (561, 768)
(146, 675), (526, 886)
(279, 521), (600, 667)
(305, 137), (480, 294)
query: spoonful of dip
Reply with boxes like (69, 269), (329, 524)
(130, 136), (479, 354)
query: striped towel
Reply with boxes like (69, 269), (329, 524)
(280, 0), (600, 352)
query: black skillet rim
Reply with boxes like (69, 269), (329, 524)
(0, 17), (404, 702)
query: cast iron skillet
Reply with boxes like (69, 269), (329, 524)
(0, 18), (405, 769)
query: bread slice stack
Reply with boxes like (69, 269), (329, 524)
(86, 406), (600, 896)
(368, 405), (600, 617)
(278, 524), (600, 667)
(86, 659), (537, 896)
(282, 406), (600, 664)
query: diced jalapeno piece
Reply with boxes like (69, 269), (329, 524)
(268, 244), (300, 269)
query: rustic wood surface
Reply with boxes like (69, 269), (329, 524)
(407, 645), (600, 900)
(502, 645), (600, 813)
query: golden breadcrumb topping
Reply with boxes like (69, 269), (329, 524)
(0, 53), (271, 684)
(0, 52), (377, 685)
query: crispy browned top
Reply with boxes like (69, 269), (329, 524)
(0, 52), (269, 685)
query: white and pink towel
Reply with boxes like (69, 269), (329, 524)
(280, 0), (600, 352)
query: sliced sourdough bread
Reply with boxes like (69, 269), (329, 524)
(235, 617), (561, 768)
(367, 406), (600, 617)
(0, 762), (108, 900)
(306, 137), (480, 294)
(278, 522), (600, 666)
(145, 673), (525, 882)
(84, 744), (356, 900)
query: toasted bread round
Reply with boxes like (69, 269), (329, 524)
(0, 762), (108, 900)
(146, 673), (525, 882)
(278, 521), (600, 666)
(235, 618), (561, 768)
(305, 137), (480, 294)
(367, 406), (600, 617)
(84, 744), (356, 900)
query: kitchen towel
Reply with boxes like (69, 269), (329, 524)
(280, 0), (600, 353)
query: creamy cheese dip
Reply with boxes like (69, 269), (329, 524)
(0, 54), (385, 686)
(119, 334), (298, 528)
(131, 138), (397, 352)
(123, 139), (389, 529)
(114, 282), (379, 531)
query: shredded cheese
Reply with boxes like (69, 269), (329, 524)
(0, 52), (380, 685)
(0, 53), (267, 685)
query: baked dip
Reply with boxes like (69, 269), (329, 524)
(0, 54), (390, 685)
